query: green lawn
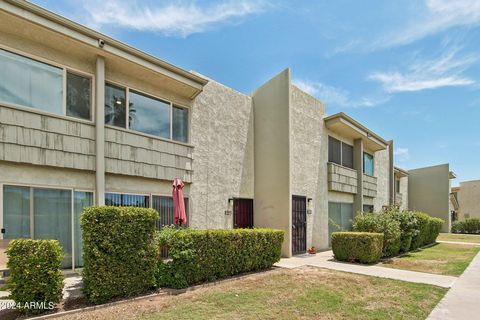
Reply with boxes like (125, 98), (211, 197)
(382, 243), (480, 276)
(437, 233), (480, 243)
(130, 268), (445, 320)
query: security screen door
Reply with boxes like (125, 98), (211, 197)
(292, 196), (307, 255)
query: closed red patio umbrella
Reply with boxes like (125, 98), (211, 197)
(173, 178), (186, 226)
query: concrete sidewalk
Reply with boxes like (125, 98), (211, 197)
(275, 250), (456, 288)
(437, 240), (480, 246)
(428, 251), (480, 319)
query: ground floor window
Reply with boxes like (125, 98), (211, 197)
(105, 193), (150, 207)
(363, 204), (374, 213)
(2, 185), (93, 269)
(328, 202), (353, 246)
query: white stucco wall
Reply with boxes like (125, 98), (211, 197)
(189, 77), (254, 229)
(457, 180), (480, 219)
(290, 85), (328, 250)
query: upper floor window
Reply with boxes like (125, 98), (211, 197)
(104, 83), (189, 143)
(328, 136), (354, 169)
(0, 48), (92, 121)
(363, 152), (374, 176)
(395, 179), (400, 193)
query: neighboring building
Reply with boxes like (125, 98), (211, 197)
(452, 180), (480, 220)
(394, 167), (409, 211)
(408, 164), (456, 232)
(0, 0), (404, 267)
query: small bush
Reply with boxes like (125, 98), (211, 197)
(6, 239), (64, 315)
(410, 211), (443, 250)
(353, 213), (401, 257)
(384, 207), (418, 253)
(81, 206), (159, 304)
(156, 229), (284, 289)
(331, 232), (383, 264)
(452, 218), (480, 234)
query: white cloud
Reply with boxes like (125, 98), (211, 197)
(81, 0), (269, 37)
(369, 48), (476, 92)
(377, 0), (480, 48)
(292, 79), (390, 108)
(394, 148), (410, 162)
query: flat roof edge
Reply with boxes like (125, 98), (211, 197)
(2, 0), (208, 88)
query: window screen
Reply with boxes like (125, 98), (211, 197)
(328, 136), (341, 165)
(341, 143), (354, 168)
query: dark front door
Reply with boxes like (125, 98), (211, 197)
(292, 195), (307, 255)
(234, 198), (254, 228)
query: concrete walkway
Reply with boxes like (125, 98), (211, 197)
(428, 251), (480, 319)
(275, 250), (456, 288)
(437, 240), (480, 246)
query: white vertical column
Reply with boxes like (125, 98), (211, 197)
(95, 56), (105, 206)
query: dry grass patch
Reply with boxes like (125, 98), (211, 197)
(382, 243), (480, 276)
(437, 233), (480, 244)
(56, 267), (445, 320)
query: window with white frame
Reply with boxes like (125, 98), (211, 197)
(0, 48), (92, 120)
(104, 83), (189, 143)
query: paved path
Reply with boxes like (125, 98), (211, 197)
(428, 250), (480, 319)
(437, 240), (480, 246)
(275, 250), (456, 288)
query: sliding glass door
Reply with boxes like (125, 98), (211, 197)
(2, 185), (92, 269)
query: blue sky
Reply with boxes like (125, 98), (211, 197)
(33, 0), (480, 184)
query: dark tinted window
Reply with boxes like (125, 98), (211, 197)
(66, 72), (91, 120)
(105, 83), (126, 128)
(328, 136), (341, 164)
(129, 91), (171, 139)
(172, 105), (188, 142)
(341, 143), (353, 168)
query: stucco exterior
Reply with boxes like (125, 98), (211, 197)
(0, 0), (419, 265)
(290, 85), (328, 250)
(189, 77), (254, 229)
(408, 164), (454, 232)
(456, 180), (480, 220)
(372, 147), (391, 212)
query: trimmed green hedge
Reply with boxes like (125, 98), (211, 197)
(353, 213), (401, 257)
(331, 232), (383, 264)
(81, 206), (159, 304)
(156, 228), (284, 289)
(6, 239), (64, 315)
(410, 211), (443, 250)
(452, 218), (480, 234)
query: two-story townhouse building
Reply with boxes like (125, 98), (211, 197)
(0, 0), (399, 266)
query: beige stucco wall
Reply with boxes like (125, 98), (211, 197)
(189, 77), (254, 230)
(252, 69), (291, 257)
(408, 164), (452, 232)
(399, 176), (408, 210)
(372, 147), (391, 211)
(290, 85), (328, 250)
(457, 180), (480, 220)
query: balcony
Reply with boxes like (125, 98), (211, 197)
(363, 174), (378, 198)
(327, 162), (358, 194)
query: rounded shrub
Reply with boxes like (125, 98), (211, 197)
(6, 239), (64, 315)
(331, 232), (383, 264)
(410, 211), (443, 250)
(353, 213), (401, 257)
(81, 206), (159, 304)
(383, 207), (418, 253)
